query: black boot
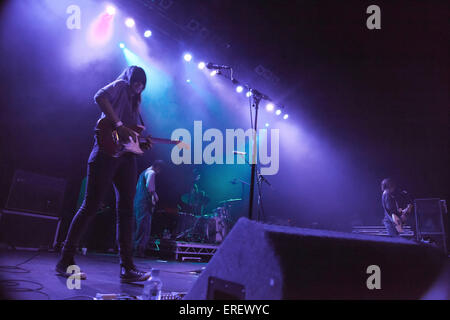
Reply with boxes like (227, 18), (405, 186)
(55, 256), (87, 280)
(120, 263), (151, 283)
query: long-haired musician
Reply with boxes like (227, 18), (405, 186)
(381, 178), (413, 237)
(56, 66), (152, 282)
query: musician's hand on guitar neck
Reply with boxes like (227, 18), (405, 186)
(141, 137), (153, 151)
(151, 192), (159, 205)
(117, 125), (137, 143)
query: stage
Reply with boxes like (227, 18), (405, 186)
(0, 249), (207, 300)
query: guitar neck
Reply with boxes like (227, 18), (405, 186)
(142, 136), (180, 145)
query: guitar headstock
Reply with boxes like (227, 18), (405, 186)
(176, 141), (190, 150)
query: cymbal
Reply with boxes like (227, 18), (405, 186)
(218, 198), (242, 204)
(181, 192), (210, 205)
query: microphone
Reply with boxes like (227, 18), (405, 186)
(250, 88), (271, 101)
(206, 62), (231, 70)
(233, 151), (246, 155)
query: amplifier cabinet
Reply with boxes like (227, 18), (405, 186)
(0, 209), (61, 249)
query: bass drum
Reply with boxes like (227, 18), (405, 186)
(206, 215), (229, 244)
(174, 212), (197, 239)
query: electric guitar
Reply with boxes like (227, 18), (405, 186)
(392, 203), (413, 233)
(96, 118), (189, 157)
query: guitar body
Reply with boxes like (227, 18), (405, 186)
(392, 204), (413, 233)
(96, 117), (189, 157)
(96, 118), (145, 157)
(392, 214), (404, 233)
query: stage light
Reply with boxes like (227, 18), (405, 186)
(275, 109), (282, 116)
(265, 123), (270, 127)
(210, 70), (218, 76)
(106, 5), (116, 16)
(184, 53), (192, 62)
(266, 103), (274, 112)
(186, 79), (191, 83)
(125, 18), (135, 28)
(283, 114), (289, 120)
(144, 30), (152, 38)
(246, 91), (252, 98)
(119, 42), (125, 49)
(236, 85), (244, 93)
(198, 62), (206, 70)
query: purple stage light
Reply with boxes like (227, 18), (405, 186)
(283, 114), (289, 120)
(266, 103), (274, 112)
(198, 62), (206, 70)
(106, 5), (116, 16)
(184, 53), (192, 62)
(119, 42), (125, 49)
(125, 18), (135, 28)
(236, 85), (244, 93)
(144, 30), (152, 38)
(246, 91), (252, 98)
(210, 70), (218, 76)
(276, 109), (282, 116)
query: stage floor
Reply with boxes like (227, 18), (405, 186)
(0, 249), (207, 300)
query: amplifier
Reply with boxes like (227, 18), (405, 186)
(6, 170), (66, 217)
(0, 209), (61, 249)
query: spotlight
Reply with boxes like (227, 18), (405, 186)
(183, 53), (192, 62)
(186, 79), (191, 83)
(246, 91), (252, 98)
(236, 85), (244, 93)
(210, 70), (218, 76)
(283, 114), (289, 120)
(198, 62), (206, 70)
(125, 18), (135, 28)
(275, 109), (282, 116)
(266, 103), (274, 112)
(265, 123), (270, 127)
(119, 42), (125, 49)
(106, 5), (116, 16)
(144, 30), (152, 38)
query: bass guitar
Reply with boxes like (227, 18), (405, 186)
(392, 203), (413, 233)
(96, 118), (189, 157)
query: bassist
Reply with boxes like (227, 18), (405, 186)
(56, 66), (152, 282)
(381, 178), (413, 237)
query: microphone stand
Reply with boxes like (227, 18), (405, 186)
(248, 93), (261, 221)
(238, 150), (273, 222)
(211, 65), (272, 221)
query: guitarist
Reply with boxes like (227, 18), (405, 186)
(381, 178), (413, 237)
(56, 66), (153, 282)
(134, 160), (164, 257)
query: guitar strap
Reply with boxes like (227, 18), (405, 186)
(382, 193), (397, 223)
(138, 113), (145, 127)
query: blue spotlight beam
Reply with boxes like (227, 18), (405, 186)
(202, 63), (278, 221)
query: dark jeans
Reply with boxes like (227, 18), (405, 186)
(62, 151), (137, 266)
(134, 205), (154, 255)
(383, 216), (399, 237)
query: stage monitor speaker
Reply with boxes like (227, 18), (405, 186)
(415, 198), (448, 253)
(6, 170), (66, 217)
(0, 209), (61, 249)
(415, 198), (445, 233)
(185, 218), (447, 300)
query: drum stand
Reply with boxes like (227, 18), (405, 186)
(175, 215), (207, 242)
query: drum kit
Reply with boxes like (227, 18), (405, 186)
(173, 193), (241, 244)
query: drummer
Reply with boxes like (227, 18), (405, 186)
(181, 169), (209, 215)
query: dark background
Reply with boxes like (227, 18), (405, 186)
(0, 0), (448, 242)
